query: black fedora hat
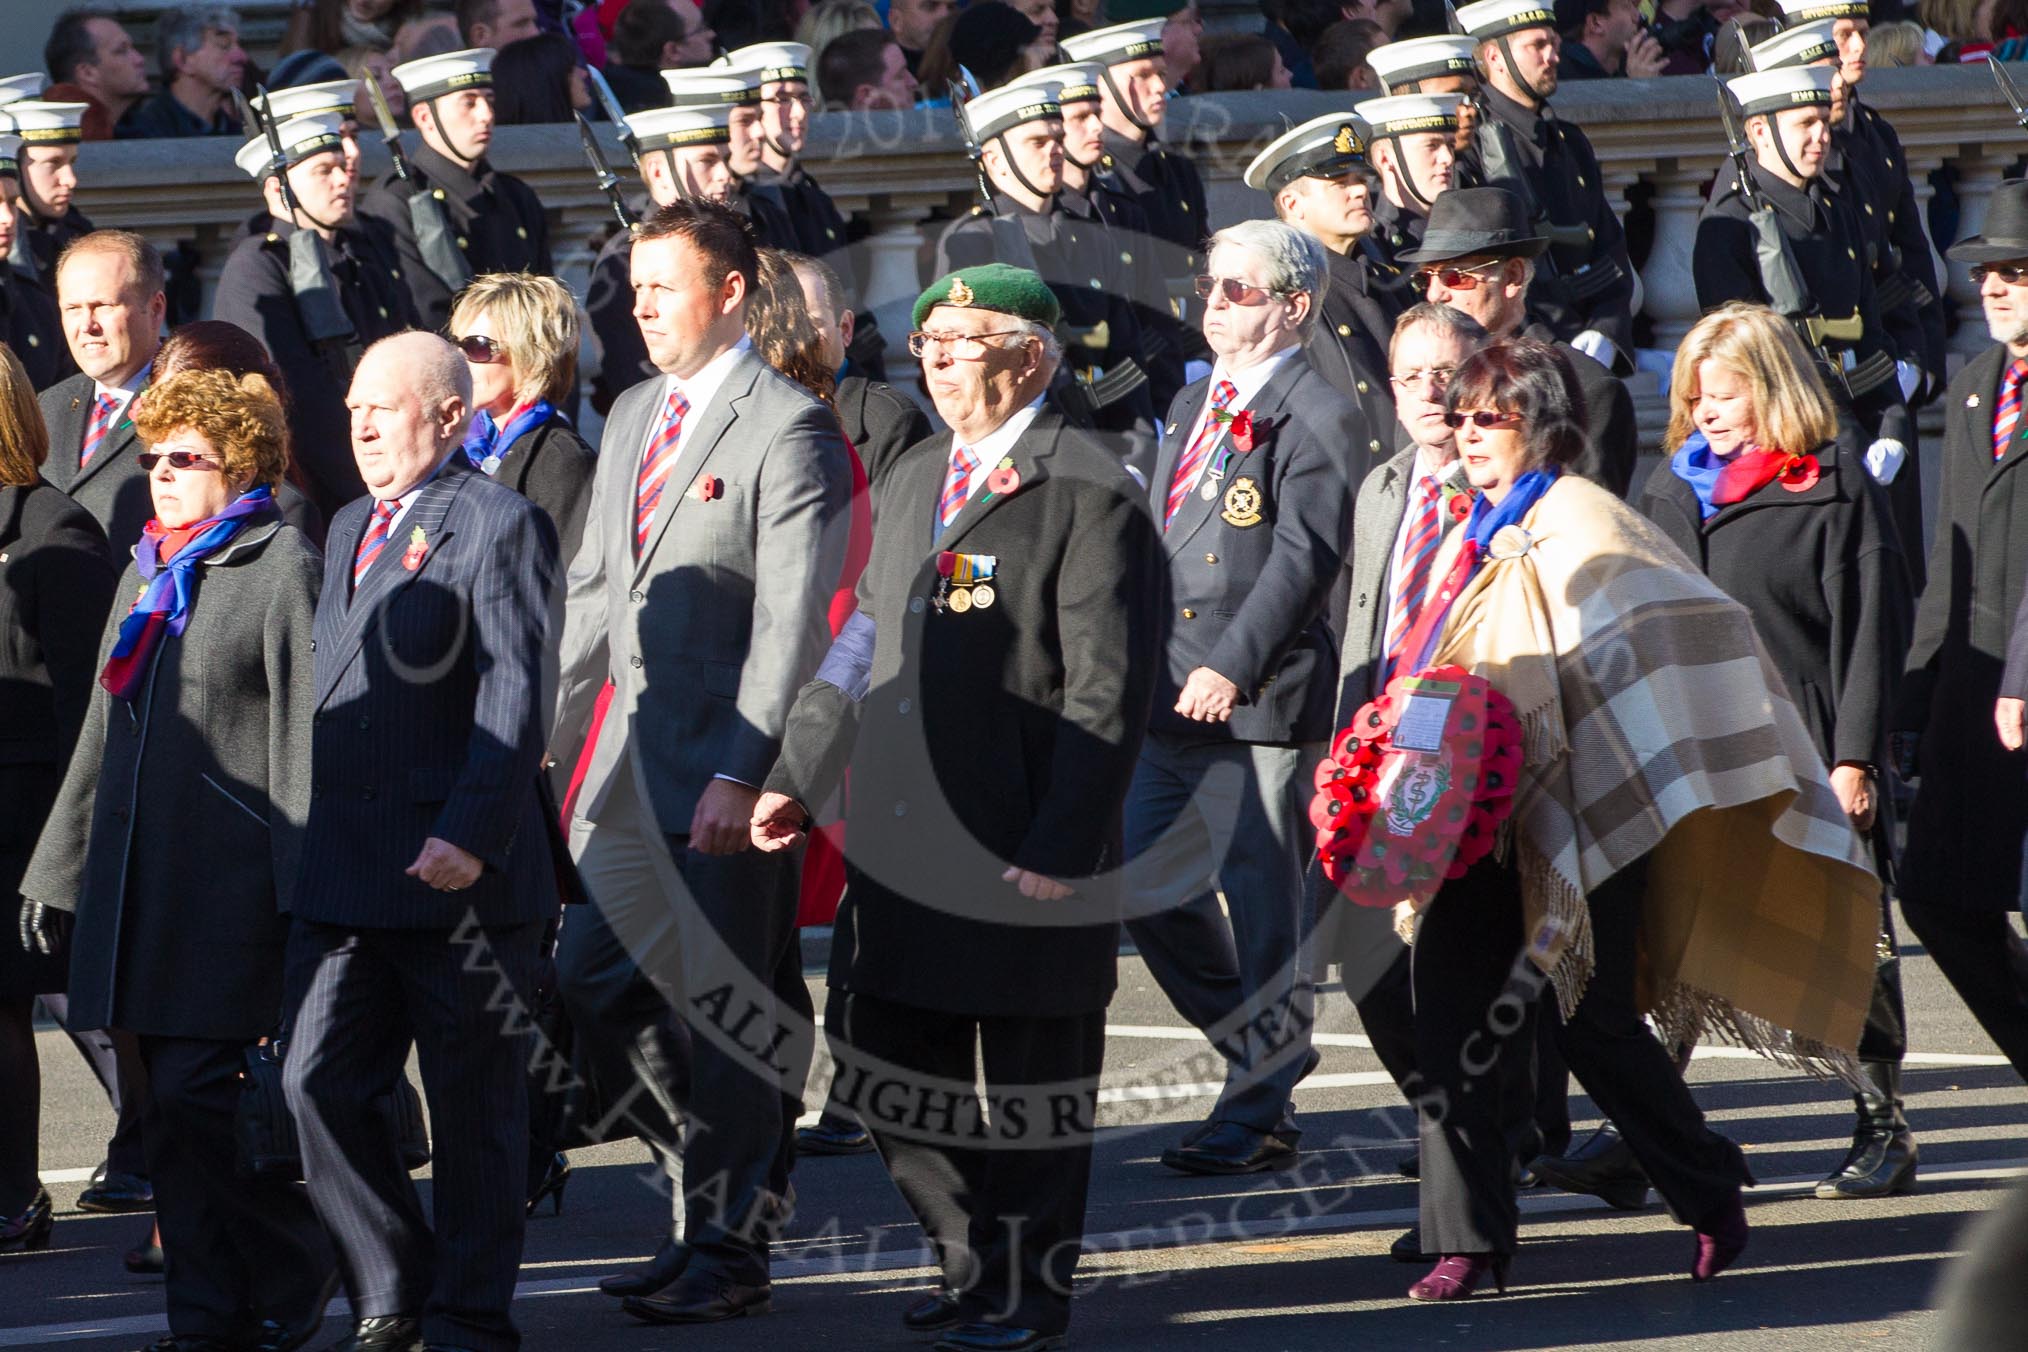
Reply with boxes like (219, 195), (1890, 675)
(1398, 187), (1549, 265)
(1949, 180), (2028, 265)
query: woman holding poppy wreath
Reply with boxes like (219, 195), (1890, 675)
(1333, 337), (1881, 1302)
(1637, 302), (1918, 1201)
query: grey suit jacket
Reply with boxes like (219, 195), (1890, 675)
(552, 345), (851, 834)
(1334, 446), (1467, 723)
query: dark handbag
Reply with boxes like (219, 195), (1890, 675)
(234, 1040), (432, 1181)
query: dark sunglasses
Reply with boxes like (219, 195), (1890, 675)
(1972, 263), (2028, 285)
(1193, 275), (1289, 305)
(138, 450), (220, 471)
(1442, 410), (1523, 429)
(1414, 263), (1501, 292)
(455, 334), (508, 364)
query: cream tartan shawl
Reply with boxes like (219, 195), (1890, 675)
(1423, 475), (1878, 1069)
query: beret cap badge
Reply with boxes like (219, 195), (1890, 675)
(948, 277), (976, 307)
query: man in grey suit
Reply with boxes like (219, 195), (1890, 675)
(1123, 220), (1362, 1177)
(549, 199), (850, 1324)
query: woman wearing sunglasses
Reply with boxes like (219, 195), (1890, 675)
(450, 272), (598, 562)
(20, 368), (336, 1351)
(1638, 302), (1917, 1200)
(1372, 337), (1881, 1302)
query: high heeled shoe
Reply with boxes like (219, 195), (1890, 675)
(1406, 1253), (1509, 1301)
(526, 1152), (571, 1217)
(1691, 1193), (1749, 1281)
(0, 1187), (52, 1252)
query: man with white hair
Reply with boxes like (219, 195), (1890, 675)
(1123, 218), (1365, 1177)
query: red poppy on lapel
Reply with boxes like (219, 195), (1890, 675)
(1229, 410), (1260, 454)
(985, 457), (1020, 496)
(693, 474), (723, 502)
(401, 526), (428, 572)
(1777, 453), (1821, 493)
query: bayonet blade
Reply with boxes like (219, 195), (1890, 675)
(584, 66), (640, 160)
(253, 83), (302, 217)
(358, 65), (412, 178)
(1989, 54), (2028, 128)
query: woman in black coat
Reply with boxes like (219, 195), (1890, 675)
(19, 369), (333, 1347)
(450, 272), (598, 563)
(1639, 302), (1916, 1200)
(0, 345), (115, 1252)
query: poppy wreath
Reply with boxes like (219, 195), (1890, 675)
(1309, 664), (1523, 910)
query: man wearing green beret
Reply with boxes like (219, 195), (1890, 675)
(752, 264), (1163, 1352)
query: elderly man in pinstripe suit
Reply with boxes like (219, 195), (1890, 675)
(282, 331), (561, 1352)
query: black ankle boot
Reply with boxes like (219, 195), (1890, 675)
(1815, 1061), (1917, 1199)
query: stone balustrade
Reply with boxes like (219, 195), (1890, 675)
(63, 62), (2028, 425)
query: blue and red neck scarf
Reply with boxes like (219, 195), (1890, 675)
(100, 486), (274, 701)
(1397, 467), (1561, 679)
(463, 399), (554, 473)
(1670, 432), (1807, 518)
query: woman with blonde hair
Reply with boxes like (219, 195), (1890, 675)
(1638, 300), (1918, 1202)
(20, 367), (334, 1349)
(450, 272), (598, 561)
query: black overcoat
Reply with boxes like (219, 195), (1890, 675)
(357, 143), (553, 332)
(482, 410), (597, 566)
(20, 514), (321, 1037)
(1305, 246), (1395, 461)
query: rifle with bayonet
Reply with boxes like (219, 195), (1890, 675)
(1990, 51), (2028, 127)
(358, 65), (473, 295)
(576, 112), (634, 232)
(249, 84), (358, 349)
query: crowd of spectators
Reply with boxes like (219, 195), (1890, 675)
(27, 0), (2028, 142)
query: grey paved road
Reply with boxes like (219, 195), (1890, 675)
(3, 906), (2018, 1351)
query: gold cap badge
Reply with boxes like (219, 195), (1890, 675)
(948, 277), (976, 306)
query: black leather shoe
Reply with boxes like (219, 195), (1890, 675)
(932, 1324), (1067, 1351)
(78, 1171), (154, 1214)
(1816, 1062), (1918, 1199)
(902, 1288), (963, 1332)
(253, 1267), (342, 1352)
(797, 1114), (875, 1156)
(0, 1186), (53, 1251)
(597, 1238), (689, 1298)
(322, 1315), (422, 1352)
(1529, 1126), (1651, 1211)
(1389, 1227), (1426, 1263)
(622, 1268), (770, 1324)
(1160, 1121), (1297, 1176)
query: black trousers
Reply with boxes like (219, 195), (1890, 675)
(44, 993), (151, 1178)
(1410, 858), (1535, 1257)
(0, 998), (38, 1210)
(137, 1034), (331, 1341)
(283, 922), (539, 1352)
(1901, 900), (2028, 1079)
(826, 988), (1105, 1335)
(1553, 859), (1747, 1232)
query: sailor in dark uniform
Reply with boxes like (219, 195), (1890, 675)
(1246, 113), (1395, 459)
(1365, 35), (1485, 173)
(1357, 94), (1464, 317)
(357, 47), (552, 332)
(0, 96), (94, 295)
(666, 63), (799, 252)
(1695, 65), (1915, 555)
(0, 135), (72, 391)
(584, 102), (737, 412)
(1061, 18), (1210, 371)
(1004, 61), (1188, 418)
(1456, 0), (1636, 369)
(215, 108), (417, 514)
(935, 82), (1158, 463)
(254, 79), (369, 181)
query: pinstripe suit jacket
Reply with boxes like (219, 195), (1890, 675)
(293, 457), (562, 929)
(552, 346), (851, 833)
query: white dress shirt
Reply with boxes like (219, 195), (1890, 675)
(645, 334), (755, 473)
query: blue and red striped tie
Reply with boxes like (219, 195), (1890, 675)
(1996, 359), (2028, 461)
(1382, 475), (1445, 681)
(635, 388), (692, 555)
(1164, 379), (1237, 528)
(79, 392), (118, 467)
(935, 443), (980, 540)
(352, 498), (399, 591)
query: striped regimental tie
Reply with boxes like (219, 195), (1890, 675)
(1163, 379), (1237, 528)
(1381, 474), (1445, 682)
(934, 442), (980, 540)
(635, 387), (692, 554)
(352, 497), (400, 591)
(1996, 358), (2028, 460)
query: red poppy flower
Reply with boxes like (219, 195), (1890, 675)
(1447, 491), (1473, 522)
(1229, 411), (1258, 453)
(986, 462), (1021, 496)
(1778, 453), (1821, 492)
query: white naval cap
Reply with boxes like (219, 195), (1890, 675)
(662, 68), (761, 107)
(1749, 19), (1840, 69)
(626, 102), (735, 151)
(1366, 35), (1479, 93)
(1454, 0), (1558, 42)
(1058, 18), (1166, 67)
(0, 74), (48, 108)
(234, 109), (349, 180)
(0, 134), (19, 179)
(1726, 63), (1836, 117)
(1355, 92), (1464, 138)
(0, 101), (88, 145)
(254, 79), (361, 125)
(961, 83), (1061, 143)
(1244, 113), (1368, 193)
(1774, 0), (1869, 23)
(716, 42), (812, 83)
(391, 47), (495, 102)
(1001, 62), (1106, 106)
